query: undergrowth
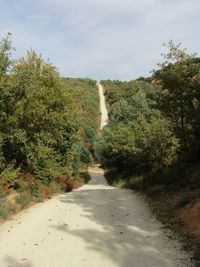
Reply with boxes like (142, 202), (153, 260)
(0, 171), (90, 222)
(105, 163), (200, 191)
(0, 199), (16, 220)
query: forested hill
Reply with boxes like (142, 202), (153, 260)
(0, 34), (99, 217)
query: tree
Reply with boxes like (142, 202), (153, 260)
(0, 33), (13, 75)
(0, 33), (15, 172)
(153, 41), (200, 158)
(96, 84), (179, 175)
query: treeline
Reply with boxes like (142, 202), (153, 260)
(96, 41), (200, 189)
(0, 34), (99, 215)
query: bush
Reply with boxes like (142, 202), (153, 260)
(55, 174), (74, 192)
(96, 81), (180, 187)
(79, 145), (91, 164)
(15, 192), (32, 209)
(0, 199), (16, 220)
(0, 187), (6, 199)
(36, 185), (53, 199)
(49, 182), (63, 194)
(16, 172), (40, 193)
(0, 164), (20, 188)
(97, 117), (178, 174)
(128, 176), (145, 190)
(1, 34), (99, 195)
(78, 172), (91, 183)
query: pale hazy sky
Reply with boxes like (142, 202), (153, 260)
(0, 0), (200, 80)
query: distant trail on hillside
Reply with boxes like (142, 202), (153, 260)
(97, 82), (108, 130)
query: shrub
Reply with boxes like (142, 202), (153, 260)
(16, 172), (40, 193)
(0, 164), (20, 188)
(1, 34), (99, 194)
(0, 199), (16, 220)
(97, 117), (178, 174)
(78, 172), (91, 183)
(36, 185), (53, 199)
(15, 192), (32, 209)
(49, 182), (63, 194)
(0, 187), (6, 199)
(55, 174), (74, 192)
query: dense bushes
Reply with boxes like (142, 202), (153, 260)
(96, 83), (179, 175)
(96, 42), (200, 188)
(153, 54), (200, 160)
(0, 34), (99, 214)
(0, 37), (79, 184)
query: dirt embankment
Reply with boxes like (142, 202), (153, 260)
(145, 186), (200, 265)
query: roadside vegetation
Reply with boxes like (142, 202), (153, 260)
(97, 41), (200, 190)
(0, 34), (99, 220)
(96, 41), (200, 262)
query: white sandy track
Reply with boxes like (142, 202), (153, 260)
(0, 169), (191, 267)
(97, 82), (108, 130)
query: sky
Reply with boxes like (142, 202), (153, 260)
(0, 0), (200, 81)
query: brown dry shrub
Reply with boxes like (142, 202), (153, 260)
(37, 185), (53, 199)
(73, 177), (85, 189)
(55, 175), (85, 192)
(20, 172), (35, 182)
(55, 174), (74, 192)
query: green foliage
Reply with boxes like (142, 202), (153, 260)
(101, 79), (159, 108)
(79, 145), (91, 164)
(97, 117), (178, 173)
(0, 135), (5, 171)
(16, 192), (32, 209)
(0, 164), (20, 187)
(0, 199), (16, 220)
(153, 41), (200, 159)
(0, 33), (13, 75)
(99, 41), (200, 189)
(96, 80), (179, 184)
(49, 182), (63, 194)
(0, 35), (99, 193)
(26, 144), (64, 183)
(108, 89), (159, 126)
(5, 49), (79, 180)
(78, 172), (91, 183)
(62, 77), (100, 157)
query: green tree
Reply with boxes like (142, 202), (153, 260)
(96, 84), (179, 176)
(153, 41), (200, 158)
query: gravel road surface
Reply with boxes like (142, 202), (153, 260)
(97, 82), (108, 129)
(0, 168), (191, 267)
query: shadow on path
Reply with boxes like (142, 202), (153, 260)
(51, 171), (188, 267)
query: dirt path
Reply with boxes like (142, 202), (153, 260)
(0, 168), (191, 267)
(97, 82), (108, 129)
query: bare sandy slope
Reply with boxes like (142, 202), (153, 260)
(97, 82), (108, 130)
(0, 169), (191, 267)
